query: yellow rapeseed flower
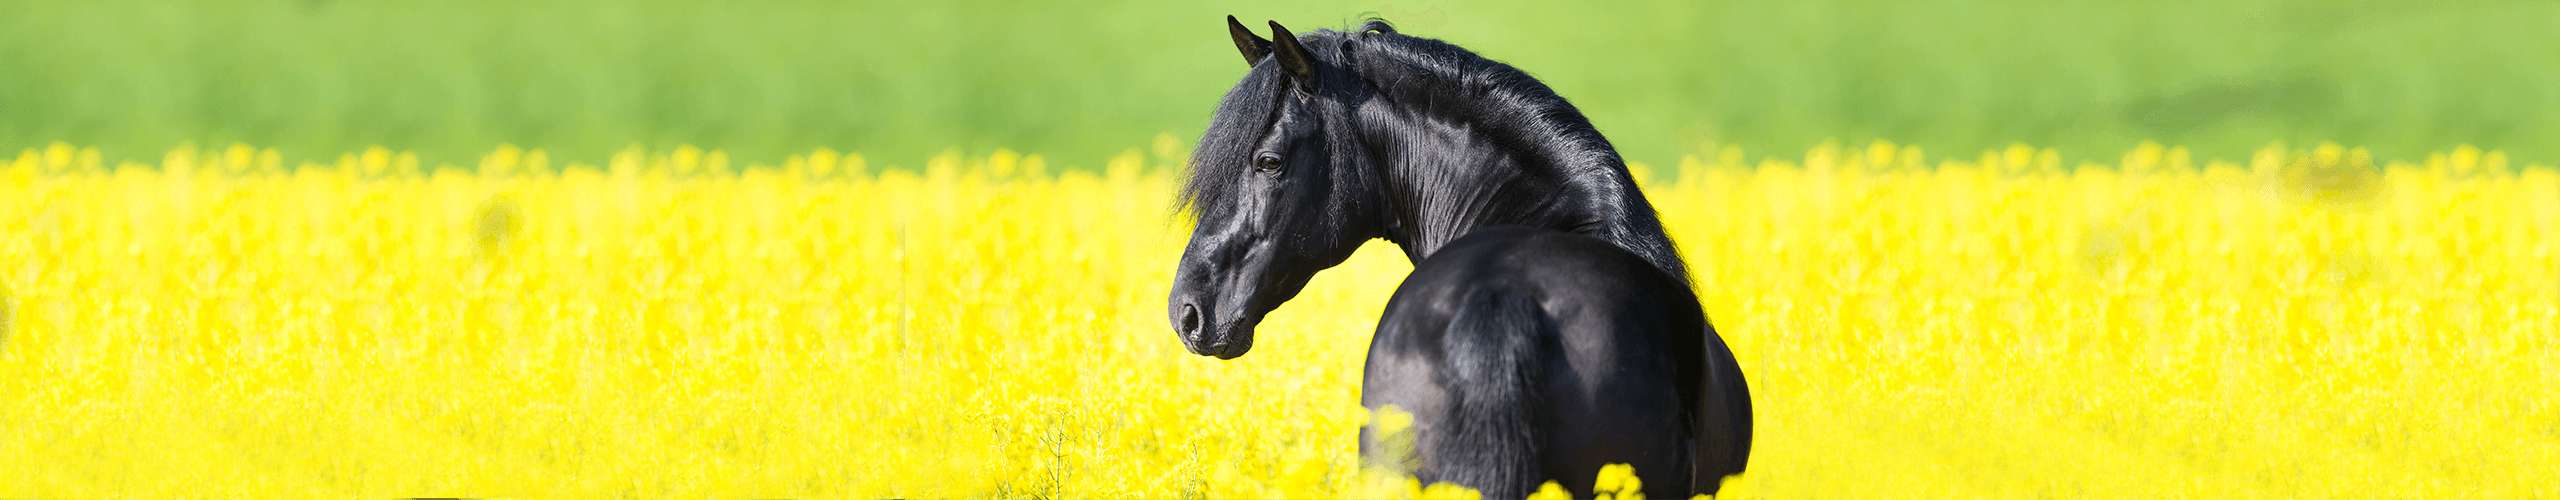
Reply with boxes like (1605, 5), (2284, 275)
(0, 141), (2548, 498)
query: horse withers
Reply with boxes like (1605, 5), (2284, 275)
(1166, 17), (1751, 496)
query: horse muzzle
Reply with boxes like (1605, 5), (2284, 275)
(1170, 296), (1257, 359)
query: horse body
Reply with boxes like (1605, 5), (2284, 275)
(1168, 17), (1749, 495)
(1363, 226), (1718, 498)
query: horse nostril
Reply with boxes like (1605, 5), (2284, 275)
(1179, 303), (1203, 341)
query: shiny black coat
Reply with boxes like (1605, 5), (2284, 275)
(1167, 18), (1752, 495)
(1362, 227), (1749, 498)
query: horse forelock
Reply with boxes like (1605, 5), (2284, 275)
(1181, 64), (1282, 216)
(1182, 30), (1362, 217)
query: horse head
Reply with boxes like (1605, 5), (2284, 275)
(1167, 17), (1384, 359)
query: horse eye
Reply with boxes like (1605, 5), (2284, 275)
(1253, 153), (1284, 173)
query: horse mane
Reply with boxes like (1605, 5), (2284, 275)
(1338, 22), (1685, 281)
(1337, 20), (1633, 192)
(1181, 19), (1686, 281)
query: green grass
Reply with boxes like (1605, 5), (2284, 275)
(3, 0), (2555, 167)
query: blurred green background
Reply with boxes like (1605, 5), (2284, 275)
(3, 0), (2554, 168)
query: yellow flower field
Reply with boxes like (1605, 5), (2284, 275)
(0, 140), (2553, 497)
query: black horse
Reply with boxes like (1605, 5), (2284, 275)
(1165, 17), (1750, 497)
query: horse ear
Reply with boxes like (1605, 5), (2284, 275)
(1266, 21), (1317, 88)
(1226, 15), (1270, 66)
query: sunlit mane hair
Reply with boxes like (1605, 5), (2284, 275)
(1178, 18), (1684, 282)
(1179, 18), (1637, 218)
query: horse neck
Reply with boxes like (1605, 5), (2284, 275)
(1353, 100), (1691, 282)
